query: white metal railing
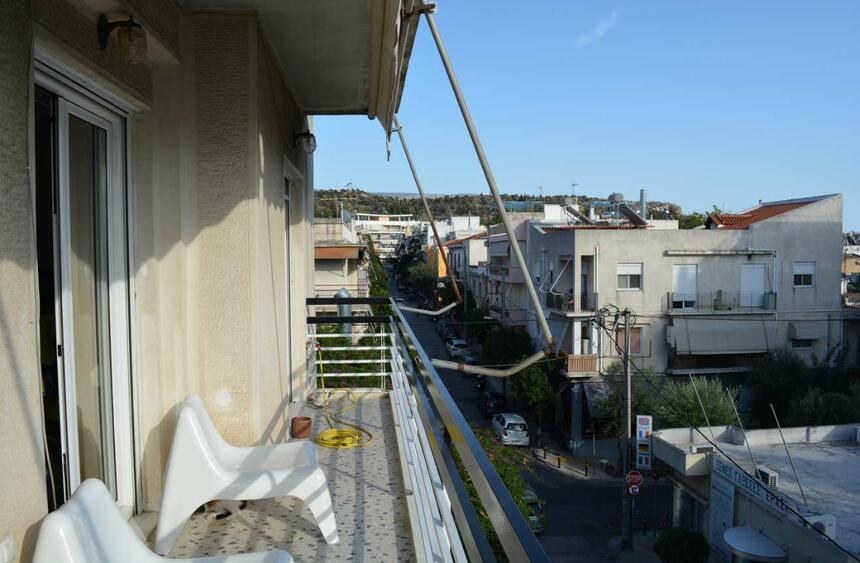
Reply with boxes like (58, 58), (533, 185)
(307, 331), (392, 390)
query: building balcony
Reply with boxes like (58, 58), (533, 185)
(200, 296), (546, 562)
(666, 291), (777, 313)
(488, 264), (524, 283)
(562, 353), (598, 376)
(544, 291), (598, 314)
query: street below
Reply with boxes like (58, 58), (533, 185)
(391, 286), (673, 561)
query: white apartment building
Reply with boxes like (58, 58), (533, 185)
(522, 194), (843, 382)
(353, 213), (420, 258)
(445, 232), (488, 304)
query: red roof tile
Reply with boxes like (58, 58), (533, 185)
(705, 202), (810, 230)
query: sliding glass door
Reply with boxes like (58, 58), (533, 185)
(40, 87), (134, 511)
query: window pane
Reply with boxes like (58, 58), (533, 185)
(68, 115), (116, 496)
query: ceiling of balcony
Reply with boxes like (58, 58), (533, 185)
(179, 0), (418, 129)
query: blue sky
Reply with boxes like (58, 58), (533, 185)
(314, 2), (860, 229)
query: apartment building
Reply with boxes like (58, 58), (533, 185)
(313, 218), (369, 314)
(444, 232), (488, 302)
(1, 3), (552, 561)
(353, 212), (420, 258)
(486, 204), (578, 329)
(523, 195), (843, 380)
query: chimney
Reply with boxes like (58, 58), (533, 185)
(639, 188), (647, 219)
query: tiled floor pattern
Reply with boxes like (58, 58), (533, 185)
(165, 393), (415, 561)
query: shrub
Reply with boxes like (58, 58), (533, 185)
(653, 528), (709, 563)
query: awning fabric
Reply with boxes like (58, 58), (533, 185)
(548, 318), (570, 347)
(788, 321), (826, 340)
(672, 318), (777, 355)
(488, 242), (509, 256)
(583, 382), (610, 418)
(315, 246), (360, 260)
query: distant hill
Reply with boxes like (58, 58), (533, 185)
(314, 188), (684, 227)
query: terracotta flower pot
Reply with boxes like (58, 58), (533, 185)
(290, 416), (312, 439)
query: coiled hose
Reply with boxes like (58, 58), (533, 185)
(310, 345), (373, 449)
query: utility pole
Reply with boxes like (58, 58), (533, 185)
(621, 308), (633, 550)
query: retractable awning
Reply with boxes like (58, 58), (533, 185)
(548, 318), (570, 348)
(672, 318), (777, 355)
(179, 0), (419, 134)
(788, 321), (826, 341)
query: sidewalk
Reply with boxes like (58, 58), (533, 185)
(530, 446), (620, 481)
(612, 533), (663, 563)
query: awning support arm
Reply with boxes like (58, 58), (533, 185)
(420, 7), (554, 350)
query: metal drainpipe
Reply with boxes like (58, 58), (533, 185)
(420, 8), (554, 351)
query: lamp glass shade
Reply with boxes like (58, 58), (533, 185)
(117, 26), (147, 64)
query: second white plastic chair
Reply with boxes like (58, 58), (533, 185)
(155, 395), (338, 555)
(33, 479), (293, 563)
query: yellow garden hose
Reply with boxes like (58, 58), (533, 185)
(311, 344), (374, 449)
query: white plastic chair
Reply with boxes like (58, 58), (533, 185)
(32, 479), (293, 563)
(155, 395), (338, 555)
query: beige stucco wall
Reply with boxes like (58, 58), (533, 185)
(0, 2), (50, 561)
(133, 14), (309, 510)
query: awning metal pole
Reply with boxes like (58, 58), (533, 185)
(769, 403), (808, 506)
(421, 9), (554, 350)
(394, 116), (462, 304)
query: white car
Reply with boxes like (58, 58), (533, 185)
(445, 338), (470, 358)
(491, 413), (530, 446)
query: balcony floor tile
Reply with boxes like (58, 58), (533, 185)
(165, 393), (414, 561)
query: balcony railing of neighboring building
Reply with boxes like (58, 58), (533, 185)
(666, 291), (777, 313)
(563, 353), (598, 375)
(314, 284), (370, 298)
(544, 291), (598, 313)
(305, 296), (550, 563)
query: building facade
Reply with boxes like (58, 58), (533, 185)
(523, 195), (843, 380)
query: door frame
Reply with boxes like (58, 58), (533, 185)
(740, 263), (767, 310)
(34, 55), (137, 514)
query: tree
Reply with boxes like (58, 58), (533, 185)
(512, 363), (556, 443)
(597, 362), (740, 435)
(749, 348), (812, 424)
(786, 385), (860, 426)
(657, 377), (739, 429)
(654, 528), (709, 563)
(407, 262), (436, 297)
(678, 212), (706, 230)
(481, 325), (533, 366)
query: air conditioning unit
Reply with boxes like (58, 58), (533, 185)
(757, 465), (779, 488)
(806, 514), (837, 539)
(690, 443), (714, 454)
(666, 326), (675, 346)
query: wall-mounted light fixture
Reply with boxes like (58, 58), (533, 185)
(294, 131), (317, 154)
(98, 15), (147, 64)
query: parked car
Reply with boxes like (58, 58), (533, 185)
(478, 391), (506, 417)
(523, 488), (546, 534)
(462, 353), (480, 365)
(491, 413), (530, 446)
(445, 338), (470, 358)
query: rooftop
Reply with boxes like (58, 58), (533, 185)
(654, 423), (860, 555)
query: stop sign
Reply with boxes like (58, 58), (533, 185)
(626, 470), (643, 487)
